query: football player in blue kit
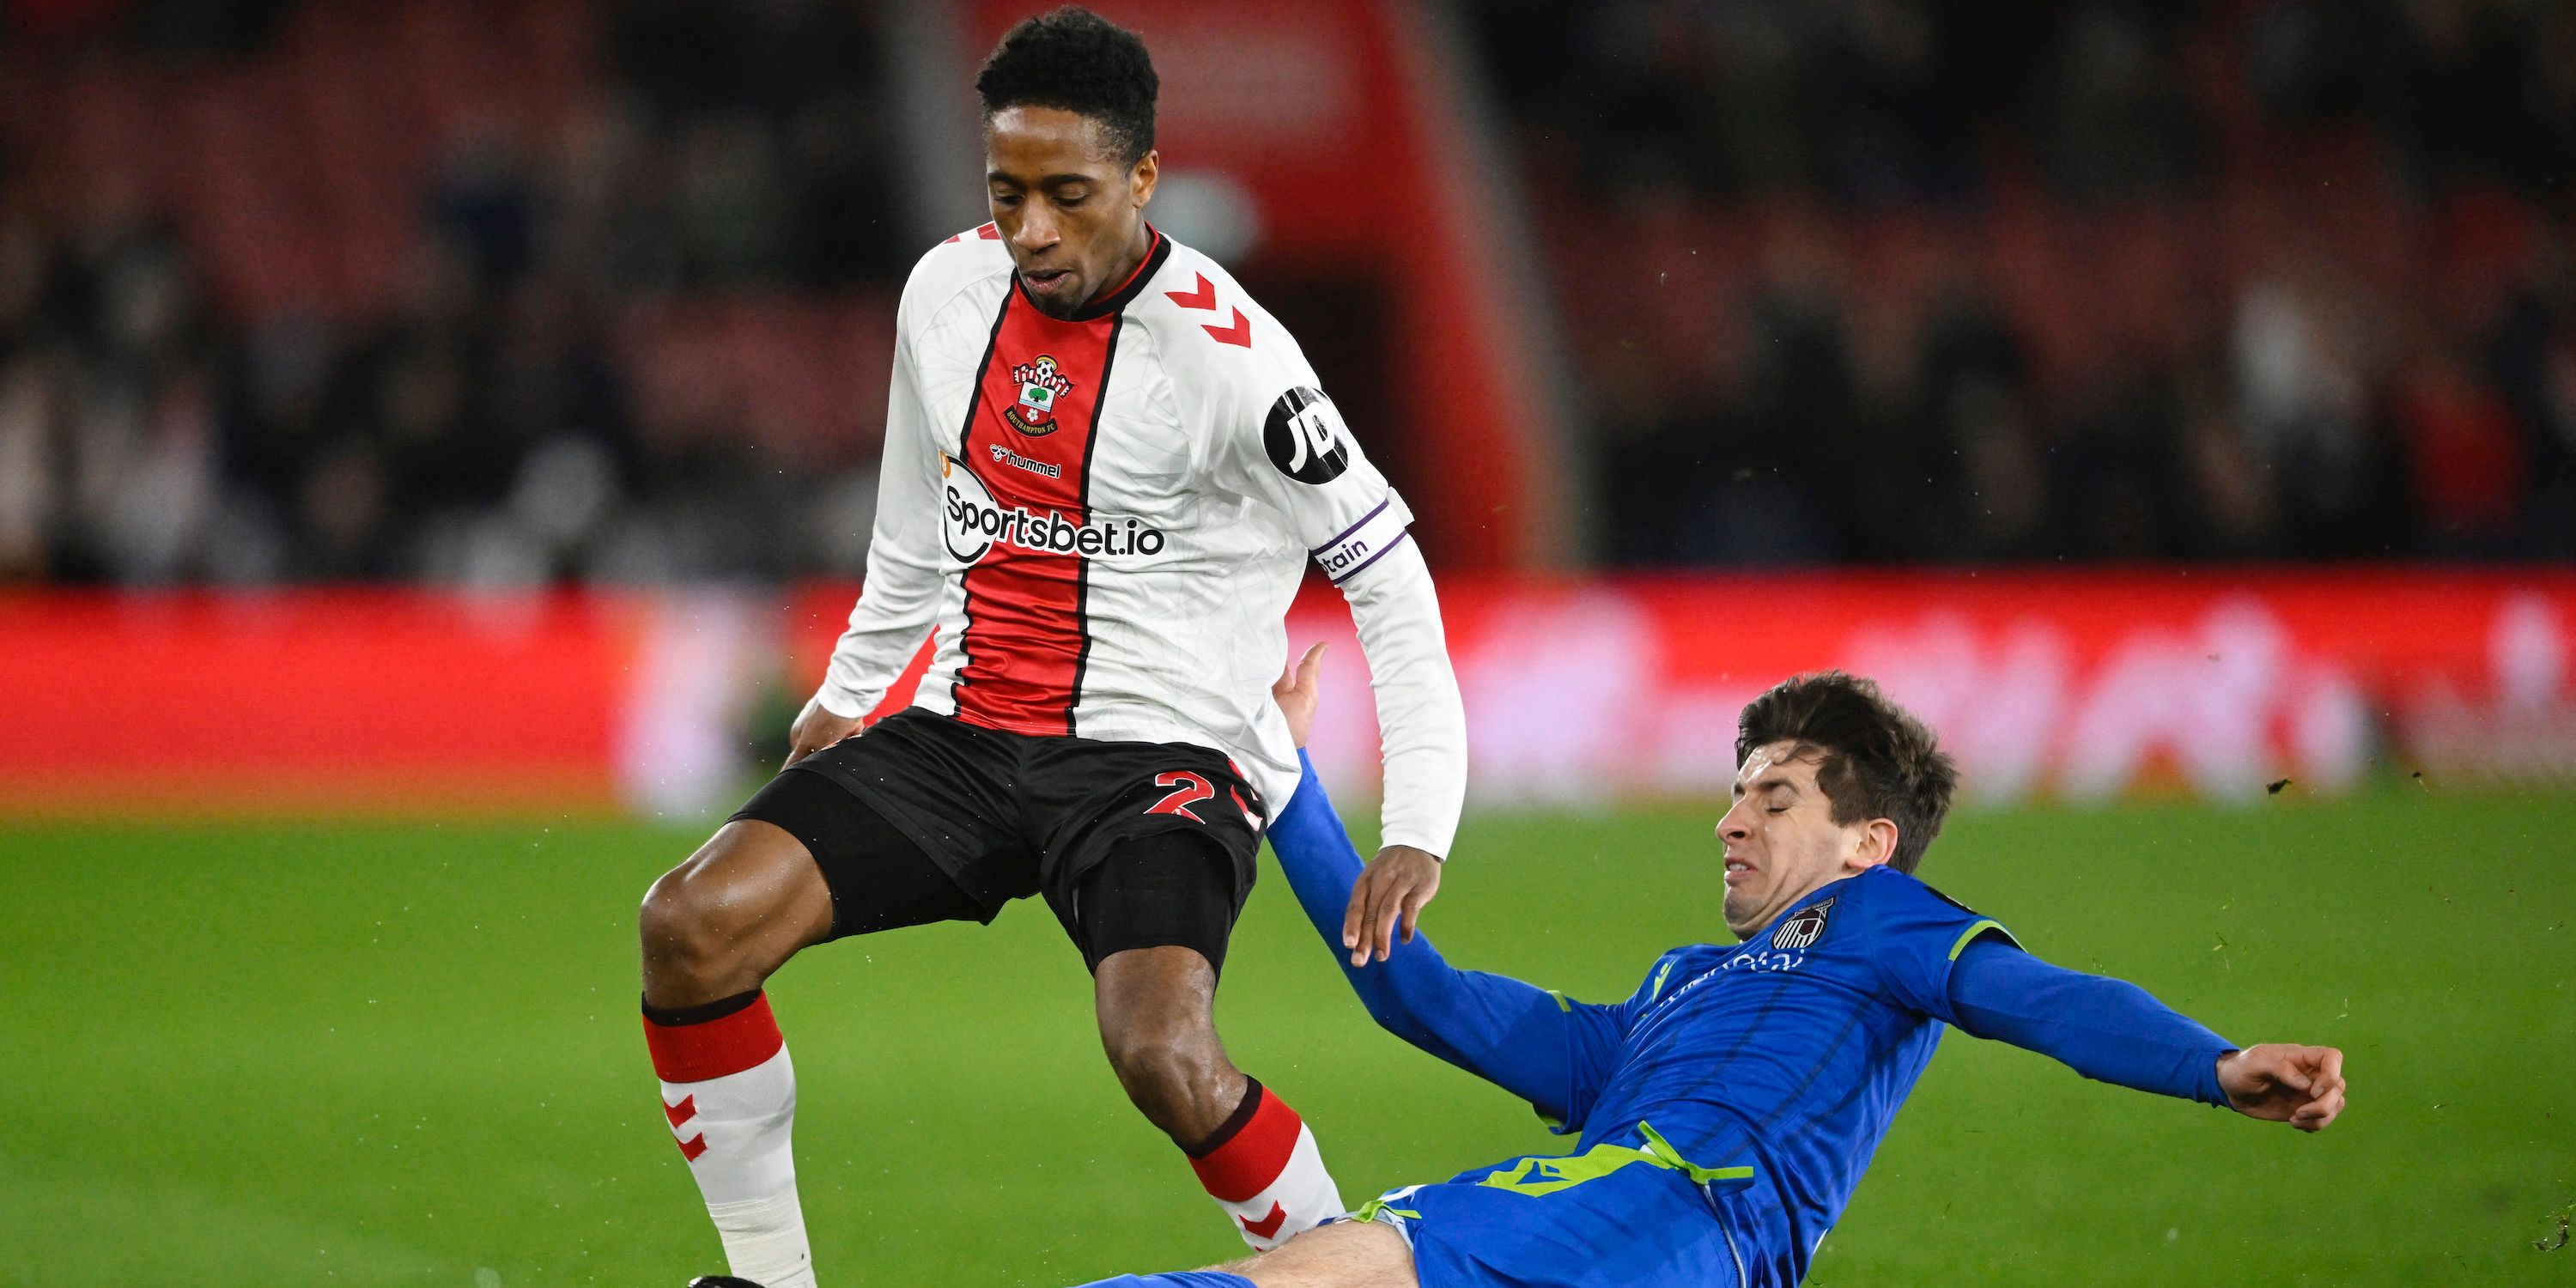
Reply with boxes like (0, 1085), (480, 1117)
(1069, 655), (2348, 1288)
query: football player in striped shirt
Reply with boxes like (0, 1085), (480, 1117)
(634, 11), (1466, 1288)
(1060, 661), (2346, 1288)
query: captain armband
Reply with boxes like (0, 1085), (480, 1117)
(1311, 496), (1412, 585)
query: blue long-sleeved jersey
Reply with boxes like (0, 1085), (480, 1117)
(1271, 752), (2235, 1287)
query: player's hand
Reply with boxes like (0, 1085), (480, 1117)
(785, 695), (866, 769)
(2215, 1043), (2347, 1132)
(1345, 844), (1441, 967)
(1273, 641), (1328, 747)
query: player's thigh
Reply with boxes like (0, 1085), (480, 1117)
(1060, 826), (1249, 985)
(1225, 1220), (1418, 1288)
(1038, 740), (1263, 977)
(727, 766), (996, 941)
(791, 708), (1043, 911)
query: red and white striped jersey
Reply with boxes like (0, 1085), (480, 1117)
(814, 226), (1465, 854)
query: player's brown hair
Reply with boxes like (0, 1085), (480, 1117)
(1735, 671), (1956, 874)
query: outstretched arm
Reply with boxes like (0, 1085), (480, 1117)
(1267, 647), (1617, 1124)
(1948, 939), (2347, 1131)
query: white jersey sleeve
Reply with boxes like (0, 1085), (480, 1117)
(1334, 536), (1467, 857)
(1193, 313), (1467, 859)
(812, 256), (957, 720)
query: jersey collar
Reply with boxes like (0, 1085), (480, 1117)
(1018, 225), (1171, 321)
(1742, 876), (1854, 947)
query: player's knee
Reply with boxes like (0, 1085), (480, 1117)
(638, 863), (750, 987)
(637, 870), (708, 969)
(639, 822), (836, 1005)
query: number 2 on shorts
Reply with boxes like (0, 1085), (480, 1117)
(1146, 771), (1215, 823)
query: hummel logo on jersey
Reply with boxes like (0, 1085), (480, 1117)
(987, 443), (1061, 478)
(1006, 355), (1073, 435)
(1771, 898), (1835, 951)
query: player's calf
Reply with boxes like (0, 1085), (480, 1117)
(639, 820), (837, 1288)
(1095, 947), (1343, 1251)
(1097, 957), (1246, 1143)
(647, 991), (813, 1288)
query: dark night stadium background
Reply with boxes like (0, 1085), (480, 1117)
(0, 2), (2569, 1285)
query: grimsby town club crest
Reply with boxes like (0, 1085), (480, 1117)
(1006, 355), (1074, 435)
(1771, 898), (1835, 951)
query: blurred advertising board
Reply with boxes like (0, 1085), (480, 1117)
(1268, 569), (2576, 808)
(0, 591), (637, 814)
(3, 571), (2570, 817)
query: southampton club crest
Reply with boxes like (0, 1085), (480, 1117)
(1005, 355), (1075, 436)
(1771, 898), (1835, 951)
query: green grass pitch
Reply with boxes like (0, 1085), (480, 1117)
(3, 790), (2571, 1286)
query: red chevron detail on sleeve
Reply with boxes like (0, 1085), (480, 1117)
(1204, 307), (1252, 348)
(1165, 272), (1218, 311)
(677, 1133), (708, 1162)
(663, 1095), (697, 1129)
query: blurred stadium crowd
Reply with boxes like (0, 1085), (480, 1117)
(0, 0), (905, 584)
(1, 0), (2571, 587)
(1477, 0), (2576, 564)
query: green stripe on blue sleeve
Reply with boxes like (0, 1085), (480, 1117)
(1947, 918), (2014, 961)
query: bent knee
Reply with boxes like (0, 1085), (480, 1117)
(637, 827), (820, 990)
(638, 866), (735, 977)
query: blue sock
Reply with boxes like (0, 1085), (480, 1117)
(1068, 1274), (1257, 1288)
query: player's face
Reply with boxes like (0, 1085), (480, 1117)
(1716, 741), (1891, 939)
(985, 106), (1159, 319)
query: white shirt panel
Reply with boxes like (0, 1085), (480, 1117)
(816, 232), (1465, 854)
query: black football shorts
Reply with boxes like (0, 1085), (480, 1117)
(731, 708), (1266, 973)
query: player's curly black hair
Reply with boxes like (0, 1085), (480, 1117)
(1736, 671), (1958, 874)
(975, 7), (1159, 166)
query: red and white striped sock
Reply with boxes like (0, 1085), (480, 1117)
(642, 991), (817, 1288)
(1185, 1078), (1343, 1251)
